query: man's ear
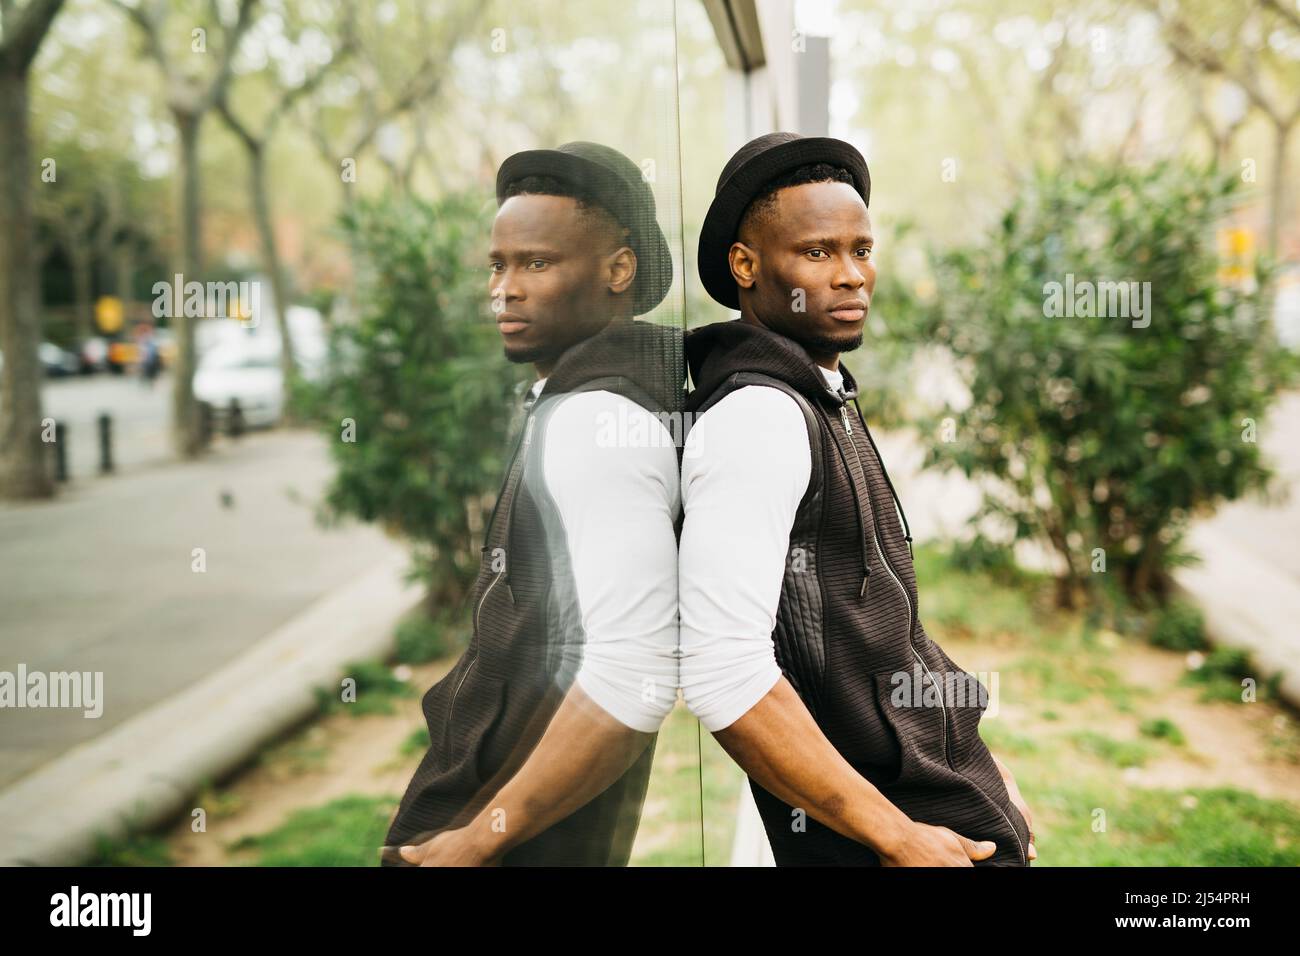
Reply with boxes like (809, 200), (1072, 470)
(729, 241), (758, 292)
(606, 245), (637, 296)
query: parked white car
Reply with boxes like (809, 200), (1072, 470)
(193, 307), (327, 428)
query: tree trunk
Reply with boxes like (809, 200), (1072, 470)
(115, 235), (136, 304)
(0, 65), (54, 499)
(172, 110), (203, 458)
(1267, 120), (1293, 264)
(66, 240), (95, 342)
(248, 146), (298, 419)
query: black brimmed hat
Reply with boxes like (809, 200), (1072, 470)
(496, 141), (673, 316)
(697, 132), (871, 309)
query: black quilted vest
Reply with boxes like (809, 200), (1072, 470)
(385, 317), (685, 865)
(684, 318), (1030, 867)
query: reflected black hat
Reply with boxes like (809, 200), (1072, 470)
(697, 132), (871, 309)
(496, 141), (673, 316)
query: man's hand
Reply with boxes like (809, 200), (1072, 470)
(880, 822), (997, 866)
(992, 755), (1037, 861)
(394, 827), (501, 867)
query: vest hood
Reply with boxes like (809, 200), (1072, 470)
(543, 316), (685, 414)
(684, 317), (857, 412)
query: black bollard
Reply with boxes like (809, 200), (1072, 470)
(97, 413), (113, 474)
(198, 401), (214, 448)
(53, 420), (68, 482)
(227, 398), (245, 439)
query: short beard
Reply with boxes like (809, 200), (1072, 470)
(791, 326), (864, 360)
(502, 342), (561, 366)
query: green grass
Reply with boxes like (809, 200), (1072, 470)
(86, 830), (176, 866)
(1139, 717), (1186, 747)
(313, 658), (417, 717)
(913, 540), (1300, 866)
(398, 726), (430, 757)
(393, 608), (464, 664)
(1181, 647), (1284, 704)
(226, 794), (400, 866)
(630, 705), (709, 866)
(1068, 730), (1156, 768)
(1030, 785), (1300, 866)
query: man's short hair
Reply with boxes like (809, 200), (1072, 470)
(737, 161), (856, 239)
(501, 174), (630, 247)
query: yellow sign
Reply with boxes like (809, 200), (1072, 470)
(95, 296), (124, 334)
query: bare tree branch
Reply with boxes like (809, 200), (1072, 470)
(1260, 0), (1300, 33)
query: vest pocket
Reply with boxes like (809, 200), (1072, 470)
(867, 667), (948, 787)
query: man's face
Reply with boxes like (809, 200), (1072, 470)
(488, 193), (631, 369)
(730, 181), (876, 363)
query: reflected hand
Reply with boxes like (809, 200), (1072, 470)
(395, 827), (501, 867)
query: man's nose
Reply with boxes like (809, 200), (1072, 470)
(832, 253), (866, 288)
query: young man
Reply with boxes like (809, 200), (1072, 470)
(382, 141), (684, 866)
(678, 132), (1036, 866)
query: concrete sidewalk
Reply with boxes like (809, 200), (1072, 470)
(0, 429), (402, 786)
(0, 428), (426, 864)
(0, 554), (422, 865)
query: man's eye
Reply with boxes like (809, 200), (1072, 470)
(528, 259), (548, 270)
(858, 248), (873, 259)
(807, 249), (827, 259)
(488, 262), (503, 272)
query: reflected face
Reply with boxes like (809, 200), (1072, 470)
(488, 194), (630, 370)
(732, 181), (875, 364)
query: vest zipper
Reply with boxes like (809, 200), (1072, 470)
(842, 401), (955, 814)
(837, 406), (871, 596)
(845, 403), (1026, 865)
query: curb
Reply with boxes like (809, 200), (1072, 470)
(0, 550), (424, 866)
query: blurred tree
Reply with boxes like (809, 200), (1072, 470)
(912, 162), (1292, 607)
(298, 0), (488, 212)
(110, 0), (257, 458)
(1142, 0), (1300, 261)
(309, 193), (521, 615)
(33, 139), (102, 341)
(0, 0), (65, 500)
(217, 0), (354, 419)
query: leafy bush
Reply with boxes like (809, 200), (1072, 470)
(1149, 599), (1208, 651)
(393, 608), (462, 664)
(307, 193), (525, 613)
(912, 162), (1292, 606)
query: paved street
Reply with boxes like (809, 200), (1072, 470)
(0, 428), (406, 788)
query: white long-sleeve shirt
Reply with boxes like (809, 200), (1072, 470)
(677, 364), (844, 732)
(526, 377), (681, 733)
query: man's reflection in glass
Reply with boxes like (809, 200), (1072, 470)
(381, 142), (683, 866)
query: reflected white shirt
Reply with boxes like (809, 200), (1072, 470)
(528, 376), (681, 733)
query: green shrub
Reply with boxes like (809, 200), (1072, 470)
(1139, 717), (1186, 746)
(1149, 599), (1208, 651)
(393, 610), (460, 664)
(910, 162), (1291, 607)
(309, 193), (524, 610)
(316, 659), (416, 717)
